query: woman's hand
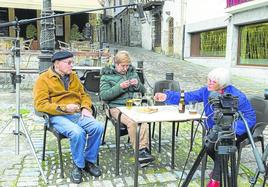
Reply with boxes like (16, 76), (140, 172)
(129, 79), (138, 86)
(154, 93), (167, 102)
(120, 80), (130, 89)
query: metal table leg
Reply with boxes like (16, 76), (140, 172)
(134, 123), (141, 187)
(171, 121), (175, 169)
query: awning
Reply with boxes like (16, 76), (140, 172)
(0, 0), (102, 12)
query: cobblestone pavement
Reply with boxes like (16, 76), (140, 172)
(0, 45), (267, 187)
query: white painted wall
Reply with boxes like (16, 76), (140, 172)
(185, 0), (226, 24)
(141, 12), (152, 50)
(161, 0), (185, 57)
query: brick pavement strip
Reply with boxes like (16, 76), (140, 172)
(0, 45), (267, 186)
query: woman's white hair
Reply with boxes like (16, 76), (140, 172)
(207, 68), (231, 88)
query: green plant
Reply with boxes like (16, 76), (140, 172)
(26, 24), (37, 39)
(70, 24), (84, 41)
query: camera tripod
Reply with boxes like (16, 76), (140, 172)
(181, 111), (265, 187)
(181, 129), (238, 187)
(0, 21), (47, 184)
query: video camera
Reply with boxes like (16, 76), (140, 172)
(205, 93), (239, 154)
(209, 93), (238, 129)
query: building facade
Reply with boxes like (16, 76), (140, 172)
(100, 0), (143, 47)
(0, 0), (101, 48)
(184, 0), (268, 83)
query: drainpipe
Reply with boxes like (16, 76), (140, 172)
(38, 0), (55, 72)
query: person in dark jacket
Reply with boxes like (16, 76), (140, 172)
(100, 50), (154, 165)
(33, 51), (104, 184)
(154, 68), (256, 187)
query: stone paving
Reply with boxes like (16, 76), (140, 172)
(0, 45), (267, 187)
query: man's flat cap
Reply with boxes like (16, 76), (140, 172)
(52, 51), (73, 63)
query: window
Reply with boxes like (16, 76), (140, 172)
(191, 28), (227, 57)
(239, 22), (268, 66)
(200, 29), (226, 57)
(0, 8), (9, 37)
(55, 17), (64, 36)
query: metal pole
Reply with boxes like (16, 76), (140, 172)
(39, 0), (55, 72)
(14, 24), (21, 155)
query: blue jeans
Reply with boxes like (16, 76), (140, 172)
(50, 113), (104, 168)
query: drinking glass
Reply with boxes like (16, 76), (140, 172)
(133, 92), (142, 106)
(188, 101), (198, 115)
(126, 99), (133, 109)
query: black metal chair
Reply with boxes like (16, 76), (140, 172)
(136, 69), (145, 85)
(101, 103), (129, 145)
(82, 70), (101, 96)
(236, 96), (268, 177)
(35, 105), (97, 178)
(151, 80), (180, 152)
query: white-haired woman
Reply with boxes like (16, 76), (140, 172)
(154, 68), (256, 187)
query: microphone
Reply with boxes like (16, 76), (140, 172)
(137, 4), (146, 23)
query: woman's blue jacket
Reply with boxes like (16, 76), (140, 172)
(165, 85), (256, 135)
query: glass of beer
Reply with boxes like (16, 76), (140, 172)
(126, 99), (133, 109)
(133, 92), (142, 106)
(188, 101), (198, 115)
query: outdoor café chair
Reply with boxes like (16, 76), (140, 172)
(236, 95), (268, 177)
(35, 105), (97, 178)
(152, 80), (180, 152)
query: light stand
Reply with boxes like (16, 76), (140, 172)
(0, 19), (48, 184)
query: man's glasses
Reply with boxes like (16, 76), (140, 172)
(62, 60), (74, 65)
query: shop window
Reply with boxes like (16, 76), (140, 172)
(239, 22), (268, 66)
(191, 28), (227, 57)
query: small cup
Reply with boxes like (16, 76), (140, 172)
(188, 101), (198, 115)
(126, 99), (133, 109)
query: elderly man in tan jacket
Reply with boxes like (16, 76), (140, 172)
(33, 51), (103, 184)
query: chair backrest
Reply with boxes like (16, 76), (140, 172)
(249, 96), (268, 137)
(153, 80), (180, 105)
(58, 40), (71, 51)
(83, 70), (101, 93)
(136, 69), (145, 85)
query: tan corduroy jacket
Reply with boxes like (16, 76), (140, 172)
(33, 67), (92, 115)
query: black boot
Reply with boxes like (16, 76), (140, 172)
(84, 161), (102, 177)
(70, 164), (82, 184)
(138, 148), (155, 164)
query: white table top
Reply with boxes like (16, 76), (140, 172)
(117, 105), (205, 123)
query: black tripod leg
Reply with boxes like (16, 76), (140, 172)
(182, 146), (206, 187)
(220, 155), (228, 187)
(230, 153), (237, 187)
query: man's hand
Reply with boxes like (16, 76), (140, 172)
(65, 104), (80, 113)
(81, 108), (93, 118)
(129, 79), (138, 87)
(154, 93), (167, 102)
(120, 80), (130, 89)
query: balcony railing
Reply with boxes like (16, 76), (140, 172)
(227, 0), (253, 7)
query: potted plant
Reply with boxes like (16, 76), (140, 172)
(25, 24), (39, 50)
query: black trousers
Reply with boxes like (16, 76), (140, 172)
(206, 133), (248, 181)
